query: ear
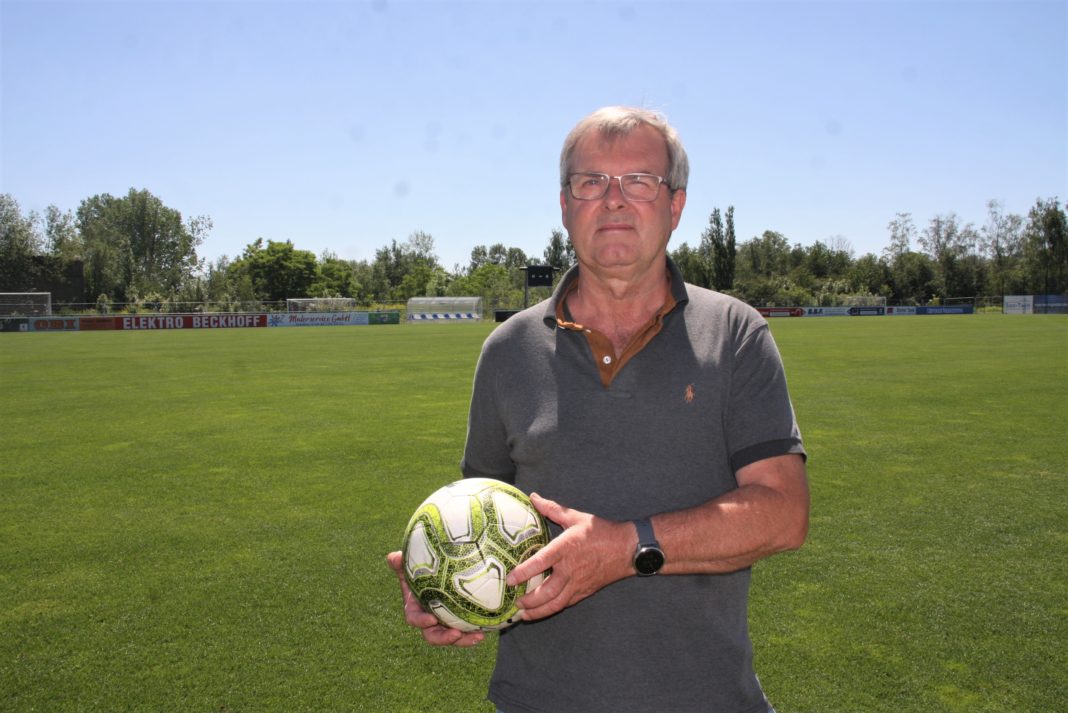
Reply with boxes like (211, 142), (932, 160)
(669, 189), (686, 230)
(559, 189), (569, 224)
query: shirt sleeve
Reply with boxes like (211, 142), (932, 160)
(459, 340), (517, 484)
(726, 319), (806, 473)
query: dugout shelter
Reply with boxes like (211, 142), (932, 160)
(406, 296), (483, 322)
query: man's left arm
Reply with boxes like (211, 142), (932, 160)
(509, 453), (809, 621)
(656, 452), (809, 574)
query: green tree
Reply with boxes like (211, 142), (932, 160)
(78, 189), (206, 303)
(670, 242), (705, 286)
(847, 253), (892, 298)
(543, 228), (575, 273)
(884, 212), (916, 261)
(696, 209), (719, 289)
(229, 239), (318, 303)
(721, 206), (737, 290)
(888, 251), (937, 305)
(44, 205), (82, 263)
(312, 251), (359, 298)
(1022, 197), (1068, 295)
(737, 230), (791, 280)
(371, 231), (441, 301)
(0, 194), (43, 291)
(920, 213), (982, 298)
(699, 206), (739, 291)
(980, 199), (1025, 297)
(446, 263), (519, 308)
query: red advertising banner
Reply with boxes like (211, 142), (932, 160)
(117, 314), (267, 330)
(30, 318), (81, 331)
(79, 316), (118, 330)
(757, 307), (804, 318)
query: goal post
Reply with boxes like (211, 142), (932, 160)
(0, 292), (52, 316)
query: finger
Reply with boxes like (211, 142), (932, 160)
(518, 581), (572, 622)
(507, 543), (557, 587)
(517, 568), (566, 611)
(423, 626), (486, 647)
(403, 596), (440, 628)
(529, 492), (571, 523)
(389, 551), (486, 645)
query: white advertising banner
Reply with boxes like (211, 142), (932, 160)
(270, 312), (372, 327)
(1003, 296), (1033, 314)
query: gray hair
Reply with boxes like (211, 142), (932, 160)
(559, 106), (689, 192)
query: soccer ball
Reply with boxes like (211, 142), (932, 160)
(401, 478), (551, 632)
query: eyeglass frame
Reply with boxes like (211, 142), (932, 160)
(565, 172), (674, 202)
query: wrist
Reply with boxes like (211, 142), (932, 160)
(631, 517), (665, 576)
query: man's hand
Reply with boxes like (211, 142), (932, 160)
(385, 551), (486, 647)
(501, 454), (809, 623)
(505, 493), (633, 622)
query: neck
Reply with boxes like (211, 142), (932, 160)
(572, 256), (670, 308)
(567, 260), (671, 351)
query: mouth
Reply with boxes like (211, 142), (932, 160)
(596, 221), (635, 232)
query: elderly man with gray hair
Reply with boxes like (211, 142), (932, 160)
(389, 105), (809, 713)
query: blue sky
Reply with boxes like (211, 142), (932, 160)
(2, 0), (1065, 271)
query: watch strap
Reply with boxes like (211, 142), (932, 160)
(633, 517), (658, 547)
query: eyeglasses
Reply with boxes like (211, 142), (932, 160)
(566, 172), (670, 202)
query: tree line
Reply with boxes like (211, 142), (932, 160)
(1, 189), (1065, 314)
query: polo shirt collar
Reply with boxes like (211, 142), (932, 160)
(541, 256), (690, 329)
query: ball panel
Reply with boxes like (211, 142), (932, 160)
(427, 600), (479, 632)
(454, 556), (506, 611)
(401, 478), (552, 632)
(491, 489), (545, 546)
(403, 522), (438, 579)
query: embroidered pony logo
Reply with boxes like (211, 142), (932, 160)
(684, 383), (695, 403)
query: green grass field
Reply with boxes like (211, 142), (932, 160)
(1, 316), (1065, 712)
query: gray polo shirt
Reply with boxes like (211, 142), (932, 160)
(461, 258), (805, 713)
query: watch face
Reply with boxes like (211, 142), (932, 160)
(635, 547), (665, 576)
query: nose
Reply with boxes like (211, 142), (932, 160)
(601, 176), (628, 207)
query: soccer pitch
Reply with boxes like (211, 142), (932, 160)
(2, 317), (1065, 712)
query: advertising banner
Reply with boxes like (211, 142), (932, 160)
(756, 307), (804, 318)
(917, 306), (974, 315)
(369, 311), (401, 324)
(29, 317), (81, 331)
(802, 307), (852, 317)
(886, 306), (917, 315)
(118, 314), (268, 330)
(1034, 295), (1068, 314)
(271, 312), (370, 327)
(79, 316), (118, 330)
(268, 311), (400, 327)
(848, 306), (886, 316)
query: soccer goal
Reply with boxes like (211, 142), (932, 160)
(0, 292), (52, 316)
(406, 296), (483, 322)
(286, 297), (357, 312)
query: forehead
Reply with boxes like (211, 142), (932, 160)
(571, 125), (669, 173)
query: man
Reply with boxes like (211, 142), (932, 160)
(388, 106), (809, 713)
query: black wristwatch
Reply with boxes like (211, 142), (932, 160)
(632, 518), (665, 576)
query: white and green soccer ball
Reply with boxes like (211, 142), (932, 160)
(401, 478), (550, 632)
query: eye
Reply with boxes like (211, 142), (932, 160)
(625, 174), (657, 188)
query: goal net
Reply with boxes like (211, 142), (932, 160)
(287, 298), (357, 312)
(406, 296), (483, 322)
(0, 292), (52, 316)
